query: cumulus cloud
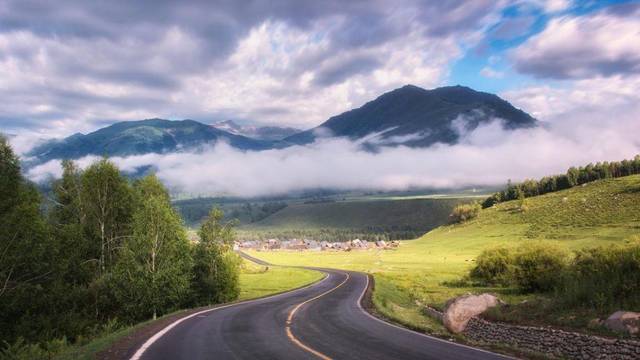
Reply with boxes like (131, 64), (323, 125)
(0, 0), (505, 136)
(26, 108), (640, 198)
(512, 3), (640, 79)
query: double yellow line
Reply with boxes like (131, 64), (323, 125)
(285, 272), (350, 360)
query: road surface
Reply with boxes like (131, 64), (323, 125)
(131, 255), (510, 360)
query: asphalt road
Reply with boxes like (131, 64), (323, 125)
(132, 255), (510, 360)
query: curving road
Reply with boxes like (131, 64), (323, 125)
(131, 255), (510, 360)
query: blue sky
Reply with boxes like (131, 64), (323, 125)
(0, 0), (639, 137)
(450, 0), (636, 93)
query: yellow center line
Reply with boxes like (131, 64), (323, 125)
(285, 272), (350, 360)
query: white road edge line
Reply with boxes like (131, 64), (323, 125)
(129, 272), (330, 360)
(355, 273), (516, 360)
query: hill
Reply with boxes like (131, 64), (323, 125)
(249, 175), (640, 336)
(244, 198), (466, 233)
(25, 85), (537, 167)
(211, 120), (301, 141)
(284, 84), (537, 147)
(27, 118), (272, 164)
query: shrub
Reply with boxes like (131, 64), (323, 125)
(513, 243), (569, 293)
(470, 247), (515, 286)
(560, 241), (640, 310)
(449, 202), (481, 223)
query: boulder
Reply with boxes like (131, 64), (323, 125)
(442, 294), (503, 333)
(604, 311), (640, 335)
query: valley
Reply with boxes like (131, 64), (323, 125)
(248, 175), (640, 339)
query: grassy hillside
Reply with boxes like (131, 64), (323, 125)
(244, 198), (466, 231)
(249, 175), (640, 334)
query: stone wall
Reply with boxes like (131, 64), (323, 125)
(423, 306), (640, 359)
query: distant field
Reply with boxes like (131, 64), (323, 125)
(249, 175), (640, 334)
(244, 198), (467, 232)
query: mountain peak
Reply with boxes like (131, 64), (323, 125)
(284, 84), (536, 147)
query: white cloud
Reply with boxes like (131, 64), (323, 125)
(0, 1), (507, 136)
(512, 5), (640, 79)
(27, 108), (640, 197)
(480, 66), (504, 78)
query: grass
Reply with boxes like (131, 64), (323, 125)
(248, 175), (640, 335)
(51, 258), (322, 360)
(238, 259), (324, 300)
(244, 198), (466, 231)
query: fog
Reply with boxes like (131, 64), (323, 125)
(24, 112), (640, 198)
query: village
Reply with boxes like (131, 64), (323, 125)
(234, 238), (401, 252)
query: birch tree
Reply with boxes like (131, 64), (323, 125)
(81, 159), (133, 275)
(113, 175), (192, 321)
(191, 208), (240, 305)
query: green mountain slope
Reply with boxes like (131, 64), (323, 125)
(284, 84), (537, 147)
(244, 198), (467, 233)
(27, 118), (272, 164)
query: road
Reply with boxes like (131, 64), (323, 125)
(131, 254), (510, 360)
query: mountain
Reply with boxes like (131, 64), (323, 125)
(211, 120), (301, 141)
(283, 85), (537, 147)
(27, 118), (272, 164)
(25, 85), (537, 165)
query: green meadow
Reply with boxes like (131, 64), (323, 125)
(248, 175), (640, 333)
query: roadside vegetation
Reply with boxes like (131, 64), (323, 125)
(0, 136), (317, 359)
(249, 172), (640, 336)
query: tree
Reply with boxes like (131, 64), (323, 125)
(0, 136), (21, 216)
(449, 202), (481, 224)
(191, 208), (240, 305)
(81, 159), (133, 275)
(0, 137), (53, 342)
(113, 175), (192, 321)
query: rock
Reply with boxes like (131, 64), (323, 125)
(604, 311), (640, 335)
(442, 293), (503, 333)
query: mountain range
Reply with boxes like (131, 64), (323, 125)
(211, 120), (300, 141)
(25, 84), (537, 165)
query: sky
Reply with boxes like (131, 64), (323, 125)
(3, 0), (640, 196)
(0, 0), (638, 137)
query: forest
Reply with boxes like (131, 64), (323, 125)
(0, 136), (239, 354)
(482, 155), (640, 208)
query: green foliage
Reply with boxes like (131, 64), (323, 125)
(470, 247), (515, 286)
(81, 159), (134, 275)
(191, 208), (240, 305)
(112, 175), (193, 321)
(559, 241), (640, 310)
(0, 140), (247, 353)
(0, 136), (21, 215)
(470, 243), (569, 292)
(449, 202), (481, 223)
(482, 154), (640, 208)
(512, 243), (569, 293)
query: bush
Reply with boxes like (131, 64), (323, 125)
(559, 241), (640, 310)
(470, 247), (515, 286)
(513, 243), (569, 293)
(449, 202), (481, 223)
